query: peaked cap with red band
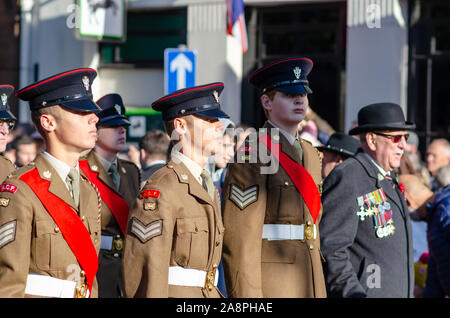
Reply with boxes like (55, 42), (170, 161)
(0, 85), (17, 121)
(151, 82), (229, 121)
(16, 68), (101, 113)
(96, 93), (130, 127)
(249, 57), (314, 95)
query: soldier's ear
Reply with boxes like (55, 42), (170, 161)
(172, 117), (187, 140)
(260, 94), (272, 112)
(39, 113), (57, 134)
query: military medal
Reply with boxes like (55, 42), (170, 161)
(356, 188), (387, 221)
(373, 201), (395, 238)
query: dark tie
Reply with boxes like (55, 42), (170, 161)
(200, 169), (215, 200)
(108, 162), (120, 191)
(66, 168), (80, 207)
(293, 138), (303, 160)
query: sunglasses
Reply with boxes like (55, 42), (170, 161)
(373, 132), (409, 143)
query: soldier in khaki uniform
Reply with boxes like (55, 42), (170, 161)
(0, 69), (102, 298)
(80, 93), (140, 298)
(0, 85), (17, 182)
(222, 58), (327, 298)
(122, 83), (229, 298)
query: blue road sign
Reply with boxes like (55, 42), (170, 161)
(164, 49), (197, 94)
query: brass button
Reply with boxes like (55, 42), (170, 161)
(309, 245), (314, 250)
(213, 263), (218, 269)
(284, 181), (289, 186)
(114, 253), (119, 258)
(306, 221), (312, 226)
(54, 226), (60, 233)
(80, 270), (85, 277)
(195, 227), (199, 233)
(167, 165), (173, 169)
(208, 284), (213, 291)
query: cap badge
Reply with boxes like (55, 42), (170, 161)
(1, 94), (7, 106)
(114, 104), (122, 115)
(293, 66), (302, 79)
(82, 76), (90, 91)
(213, 90), (219, 103)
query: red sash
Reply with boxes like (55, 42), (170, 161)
(258, 134), (321, 224)
(20, 168), (98, 296)
(79, 160), (129, 235)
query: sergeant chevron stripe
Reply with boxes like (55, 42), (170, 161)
(229, 184), (258, 210)
(0, 220), (16, 249)
(130, 218), (163, 243)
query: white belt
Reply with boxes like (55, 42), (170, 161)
(25, 274), (89, 298)
(168, 266), (218, 287)
(262, 224), (317, 241)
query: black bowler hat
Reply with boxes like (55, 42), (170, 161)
(96, 93), (130, 127)
(16, 68), (101, 113)
(151, 82), (229, 121)
(0, 85), (17, 121)
(349, 103), (415, 135)
(317, 132), (360, 158)
(249, 57), (313, 94)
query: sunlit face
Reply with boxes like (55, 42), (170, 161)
(189, 116), (224, 158)
(426, 141), (450, 176)
(262, 91), (308, 126)
(53, 107), (99, 153)
(368, 130), (408, 171)
(96, 125), (127, 154)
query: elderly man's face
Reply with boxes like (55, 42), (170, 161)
(367, 130), (408, 172)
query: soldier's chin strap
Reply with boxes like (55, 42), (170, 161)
(258, 134), (321, 224)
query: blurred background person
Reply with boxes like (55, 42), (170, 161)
(399, 174), (433, 297)
(138, 129), (170, 188)
(397, 131), (431, 188)
(304, 106), (335, 145)
(126, 144), (141, 169)
(317, 132), (360, 179)
(434, 164), (450, 192)
(298, 119), (321, 146)
(11, 134), (37, 167)
(426, 138), (450, 191)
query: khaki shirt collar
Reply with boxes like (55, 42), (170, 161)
(171, 150), (203, 185)
(41, 151), (79, 188)
(93, 151), (117, 173)
(267, 120), (298, 146)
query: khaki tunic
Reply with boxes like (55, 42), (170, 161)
(122, 159), (225, 298)
(82, 151), (140, 298)
(0, 154), (102, 298)
(222, 122), (327, 298)
(0, 155), (16, 183)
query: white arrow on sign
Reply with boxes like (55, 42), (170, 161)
(170, 53), (192, 90)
